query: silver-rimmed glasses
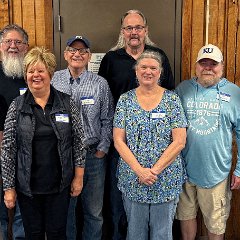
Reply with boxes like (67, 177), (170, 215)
(1, 39), (27, 47)
(122, 25), (145, 33)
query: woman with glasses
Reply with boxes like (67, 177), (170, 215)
(113, 51), (187, 240)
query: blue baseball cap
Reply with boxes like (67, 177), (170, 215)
(66, 36), (90, 48)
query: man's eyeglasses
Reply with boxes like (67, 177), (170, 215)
(122, 25), (145, 33)
(67, 47), (89, 55)
(1, 39), (27, 47)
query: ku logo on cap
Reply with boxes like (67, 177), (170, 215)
(203, 47), (213, 54)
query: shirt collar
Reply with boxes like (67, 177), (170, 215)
(68, 68), (87, 85)
(28, 88), (54, 106)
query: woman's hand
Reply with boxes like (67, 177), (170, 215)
(71, 167), (84, 197)
(70, 176), (83, 197)
(4, 189), (17, 209)
(137, 167), (158, 186)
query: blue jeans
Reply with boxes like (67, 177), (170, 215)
(81, 149), (106, 240)
(108, 148), (127, 240)
(0, 184), (25, 240)
(66, 197), (77, 240)
(123, 195), (179, 240)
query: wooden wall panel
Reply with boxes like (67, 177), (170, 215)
(0, 0), (9, 27)
(225, 1), (238, 83)
(35, 0), (53, 50)
(190, 1), (205, 77)
(0, 0), (53, 50)
(235, 0), (240, 86)
(22, 1), (36, 47)
(11, 0), (22, 26)
(181, 0), (192, 81)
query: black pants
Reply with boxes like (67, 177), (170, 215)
(17, 187), (70, 240)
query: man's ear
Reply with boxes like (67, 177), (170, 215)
(23, 44), (29, 54)
(88, 52), (92, 62)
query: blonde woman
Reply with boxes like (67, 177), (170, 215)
(1, 47), (86, 239)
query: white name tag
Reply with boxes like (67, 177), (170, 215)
(216, 92), (231, 102)
(81, 97), (94, 105)
(19, 88), (27, 95)
(151, 110), (166, 119)
(55, 114), (69, 123)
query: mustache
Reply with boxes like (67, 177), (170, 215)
(130, 35), (139, 40)
(202, 71), (214, 75)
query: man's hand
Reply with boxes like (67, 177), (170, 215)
(94, 150), (106, 158)
(231, 174), (240, 190)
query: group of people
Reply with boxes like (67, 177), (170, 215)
(0, 8), (240, 240)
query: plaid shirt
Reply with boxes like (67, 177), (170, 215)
(51, 69), (114, 153)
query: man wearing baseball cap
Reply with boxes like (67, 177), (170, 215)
(175, 44), (240, 240)
(51, 36), (114, 240)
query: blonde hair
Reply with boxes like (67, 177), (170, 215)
(23, 46), (56, 79)
(110, 9), (156, 51)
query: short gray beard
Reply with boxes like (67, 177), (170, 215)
(197, 77), (221, 88)
(2, 53), (24, 78)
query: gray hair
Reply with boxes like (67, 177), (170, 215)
(135, 51), (163, 71)
(110, 9), (156, 51)
(0, 24), (28, 43)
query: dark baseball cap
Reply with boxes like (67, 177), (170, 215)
(66, 36), (90, 48)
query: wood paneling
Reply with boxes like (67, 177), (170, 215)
(0, 0), (9, 27)
(0, 0), (53, 50)
(181, 0), (192, 81)
(11, 0), (23, 26)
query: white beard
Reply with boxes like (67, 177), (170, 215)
(198, 77), (220, 87)
(2, 53), (24, 78)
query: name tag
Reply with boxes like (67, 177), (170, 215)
(19, 88), (27, 95)
(216, 92), (231, 102)
(81, 96), (94, 105)
(151, 110), (166, 119)
(55, 114), (69, 123)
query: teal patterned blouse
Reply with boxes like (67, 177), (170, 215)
(114, 89), (187, 204)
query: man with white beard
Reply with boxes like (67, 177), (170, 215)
(175, 44), (240, 240)
(0, 24), (28, 240)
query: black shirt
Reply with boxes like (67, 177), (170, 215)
(98, 45), (174, 105)
(28, 91), (62, 194)
(0, 63), (27, 108)
(0, 95), (7, 131)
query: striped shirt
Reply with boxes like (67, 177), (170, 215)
(51, 69), (114, 153)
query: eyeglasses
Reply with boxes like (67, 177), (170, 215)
(122, 25), (145, 33)
(67, 47), (89, 55)
(1, 39), (27, 47)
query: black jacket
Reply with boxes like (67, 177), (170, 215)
(1, 87), (85, 196)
